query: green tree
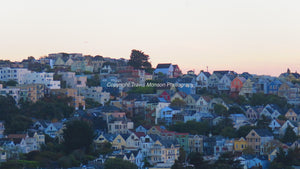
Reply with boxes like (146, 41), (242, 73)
(236, 125), (255, 138)
(214, 104), (228, 116)
(104, 158), (138, 169)
(87, 74), (100, 87)
(282, 125), (297, 143)
(242, 146), (255, 155)
(85, 98), (102, 109)
(188, 152), (209, 169)
(128, 49), (152, 72)
(63, 120), (94, 153)
(220, 126), (237, 138)
(228, 106), (244, 115)
(6, 80), (18, 87)
(171, 147), (186, 169)
(214, 152), (242, 169)
(170, 98), (186, 108)
(256, 115), (271, 129)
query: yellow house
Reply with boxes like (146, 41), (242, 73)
(150, 140), (179, 166)
(234, 137), (247, 152)
(112, 134), (128, 150)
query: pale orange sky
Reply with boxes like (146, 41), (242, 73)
(0, 0), (299, 76)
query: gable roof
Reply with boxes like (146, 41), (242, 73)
(134, 132), (146, 138)
(156, 63), (172, 69)
(254, 129), (273, 137)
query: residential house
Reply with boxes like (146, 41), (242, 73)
(77, 86), (110, 105)
(107, 119), (134, 134)
(176, 77), (196, 95)
(196, 71), (211, 89)
(278, 120), (298, 137)
(218, 74), (236, 93)
(159, 107), (181, 125)
(149, 139), (179, 167)
(239, 78), (256, 97)
(184, 112), (214, 123)
(135, 125), (151, 134)
(214, 137), (234, 156)
(268, 79), (282, 95)
(175, 133), (189, 152)
(59, 72), (87, 88)
(154, 63), (174, 78)
(246, 129), (274, 155)
(260, 104), (281, 119)
(172, 65), (182, 78)
(126, 132), (145, 150)
(196, 96), (211, 113)
(234, 137), (247, 152)
(245, 106), (263, 122)
(94, 133), (116, 145)
(170, 91), (187, 102)
(279, 68), (300, 82)
(184, 94), (200, 111)
(229, 114), (248, 129)
(112, 134), (129, 150)
(285, 108), (299, 122)
(16, 84), (45, 103)
(230, 76), (246, 95)
(44, 122), (63, 138)
(188, 135), (203, 153)
(269, 119), (285, 135)
(140, 134), (160, 157)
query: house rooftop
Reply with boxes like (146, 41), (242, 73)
(156, 63), (172, 69)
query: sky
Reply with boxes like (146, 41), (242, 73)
(0, 0), (300, 76)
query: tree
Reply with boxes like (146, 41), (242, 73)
(256, 115), (271, 129)
(63, 120), (94, 153)
(228, 106), (244, 115)
(214, 104), (228, 116)
(128, 49), (152, 72)
(171, 147), (186, 169)
(87, 74), (100, 87)
(104, 158), (138, 169)
(188, 152), (209, 169)
(282, 125), (297, 143)
(214, 152), (242, 169)
(236, 125), (255, 138)
(242, 146), (255, 155)
(170, 98), (186, 108)
(220, 126), (237, 138)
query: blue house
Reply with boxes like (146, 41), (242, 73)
(176, 77), (196, 95)
(268, 79), (282, 95)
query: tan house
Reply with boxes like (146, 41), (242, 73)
(188, 135), (203, 153)
(112, 134), (129, 150)
(285, 108), (298, 122)
(246, 129), (274, 155)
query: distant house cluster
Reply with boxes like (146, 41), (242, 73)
(1, 53), (300, 168)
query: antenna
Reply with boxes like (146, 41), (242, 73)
(206, 66), (208, 72)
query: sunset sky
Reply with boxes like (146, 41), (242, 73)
(0, 0), (299, 76)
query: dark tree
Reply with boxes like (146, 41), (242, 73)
(171, 147), (186, 169)
(236, 125), (255, 138)
(128, 49), (152, 71)
(104, 158), (138, 169)
(63, 120), (94, 153)
(188, 152), (209, 169)
(214, 152), (242, 169)
(282, 125), (297, 143)
(170, 98), (186, 108)
(214, 104), (228, 116)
